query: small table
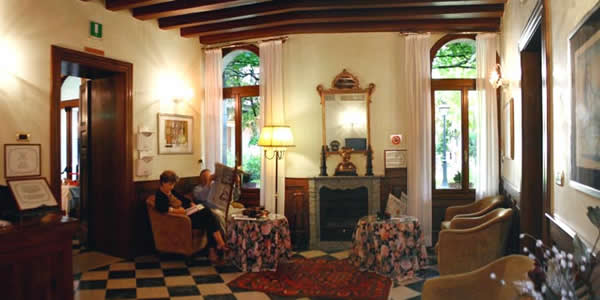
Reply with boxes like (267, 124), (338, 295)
(349, 215), (428, 282)
(226, 213), (292, 272)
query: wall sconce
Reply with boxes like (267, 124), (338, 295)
(489, 64), (509, 89)
(172, 87), (194, 103)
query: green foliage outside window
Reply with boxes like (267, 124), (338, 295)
(432, 40), (476, 79)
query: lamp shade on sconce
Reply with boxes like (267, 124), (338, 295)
(258, 125), (295, 148)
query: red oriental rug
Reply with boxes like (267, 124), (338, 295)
(228, 258), (392, 300)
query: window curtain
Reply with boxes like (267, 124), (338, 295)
(475, 33), (499, 199)
(404, 34), (433, 246)
(203, 48), (223, 171)
(259, 40), (285, 214)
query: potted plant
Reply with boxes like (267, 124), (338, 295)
(450, 171), (462, 189)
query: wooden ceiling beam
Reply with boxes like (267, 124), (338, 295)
(133, 0), (270, 20)
(199, 18), (501, 45)
(159, 0), (506, 30)
(180, 5), (504, 37)
(105, 0), (172, 10)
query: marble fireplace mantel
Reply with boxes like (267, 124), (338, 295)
(308, 176), (382, 250)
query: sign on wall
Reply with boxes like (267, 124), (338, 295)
(90, 21), (103, 39)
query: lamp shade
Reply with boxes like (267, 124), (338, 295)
(258, 125), (295, 148)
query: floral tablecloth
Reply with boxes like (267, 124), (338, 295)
(225, 214), (292, 272)
(349, 215), (428, 282)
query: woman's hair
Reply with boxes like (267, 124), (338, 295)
(159, 170), (178, 184)
(199, 169), (211, 185)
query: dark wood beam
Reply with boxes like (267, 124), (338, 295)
(199, 18), (501, 44)
(181, 5), (504, 37)
(133, 0), (271, 20)
(159, 0), (505, 29)
(105, 0), (172, 10)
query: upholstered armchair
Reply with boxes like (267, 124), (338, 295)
(146, 195), (208, 258)
(422, 255), (534, 300)
(441, 195), (504, 230)
(436, 207), (514, 275)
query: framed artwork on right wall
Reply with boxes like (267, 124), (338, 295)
(569, 2), (600, 198)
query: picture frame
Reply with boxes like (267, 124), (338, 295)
(7, 178), (58, 211)
(569, 2), (600, 198)
(502, 98), (515, 160)
(157, 113), (193, 154)
(4, 144), (41, 179)
(384, 150), (407, 169)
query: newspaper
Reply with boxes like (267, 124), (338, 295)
(209, 163), (236, 212)
(185, 204), (204, 216)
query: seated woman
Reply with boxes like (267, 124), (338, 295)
(155, 170), (227, 263)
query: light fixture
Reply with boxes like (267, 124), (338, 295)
(489, 64), (509, 89)
(257, 125), (295, 214)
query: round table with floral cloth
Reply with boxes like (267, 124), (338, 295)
(349, 215), (428, 282)
(225, 213), (292, 272)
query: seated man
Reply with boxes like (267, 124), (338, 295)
(192, 169), (217, 209)
(155, 170), (227, 263)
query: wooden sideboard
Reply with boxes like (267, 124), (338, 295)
(0, 217), (78, 300)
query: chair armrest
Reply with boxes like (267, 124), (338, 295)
(444, 202), (480, 221)
(149, 211), (194, 252)
(448, 216), (487, 229)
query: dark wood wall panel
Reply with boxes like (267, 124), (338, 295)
(284, 178), (309, 250)
(380, 168), (408, 212)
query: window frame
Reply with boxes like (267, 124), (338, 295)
(222, 46), (261, 190)
(430, 34), (476, 198)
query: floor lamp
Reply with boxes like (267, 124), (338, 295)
(257, 125), (295, 214)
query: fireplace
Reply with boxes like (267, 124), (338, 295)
(308, 176), (381, 249)
(320, 187), (368, 241)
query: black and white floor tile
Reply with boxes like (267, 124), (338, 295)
(73, 241), (439, 300)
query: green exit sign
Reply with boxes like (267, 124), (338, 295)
(90, 21), (103, 38)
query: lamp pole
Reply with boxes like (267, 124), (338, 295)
(264, 148), (284, 214)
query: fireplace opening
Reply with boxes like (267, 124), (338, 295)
(320, 186), (368, 241)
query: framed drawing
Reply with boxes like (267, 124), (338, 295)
(569, 2), (600, 198)
(7, 178), (58, 211)
(157, 113), (193, 154)
(4, 144), (41, 179)
(384, 150), (407, 169)
(502, 98), (515, 160)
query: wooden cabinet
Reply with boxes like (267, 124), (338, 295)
(284, 178), (309, 251)
(0, 217), (78, 300)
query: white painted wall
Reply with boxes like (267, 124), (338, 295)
(500, 0), (600, 244)
(0, 0), (204, 185)
(282, 33), (442, 177)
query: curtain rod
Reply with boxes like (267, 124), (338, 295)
(203, 36), (288, 51)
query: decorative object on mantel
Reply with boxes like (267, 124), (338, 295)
(258, 124), (295, 214)
(334, 147), (358, 176)
(569, 2), (600, 199)
(497, 206), (600, 299)
(4, 144), (41, 179)
(317, 69), (375, 177)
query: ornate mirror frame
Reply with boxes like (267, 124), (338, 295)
(316, 69), (375, 176)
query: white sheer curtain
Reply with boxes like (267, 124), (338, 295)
(259, 40), (286, 214)
(404, 34), (433, 246)
(475, 33), (499, 199)
(203, 48), (223, 171)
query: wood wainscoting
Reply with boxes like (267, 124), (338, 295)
(380, 168), (408, 212)
(284, 178), (309, 250)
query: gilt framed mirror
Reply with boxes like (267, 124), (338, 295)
(317, 69), (375, 176)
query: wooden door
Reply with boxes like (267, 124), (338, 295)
(78, 81), (90, 246)
(88, 75), (128, 256)
(284, 178), (309, 250)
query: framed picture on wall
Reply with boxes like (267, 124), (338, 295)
(569, 2), (600, 198)
(384, 150), (407, 169)
(502, 98), (515, 160)
(4, 144), (41, 179)
(157, 113), (193, 154)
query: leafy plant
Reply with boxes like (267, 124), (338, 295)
(453, 171), (462, 184)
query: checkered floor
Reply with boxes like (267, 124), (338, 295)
(73, 240), (439, 300)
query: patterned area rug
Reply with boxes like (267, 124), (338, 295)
(228, 257), (392, 300)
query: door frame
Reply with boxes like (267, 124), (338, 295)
(517, 0), (553, 243)
(50, 45), (133, 216)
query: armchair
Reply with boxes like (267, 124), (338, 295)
(146, 195), (208, 258)
(436, 207), (514, 275)
(441, 195), (504, 230)
(422, 255), (534, 300)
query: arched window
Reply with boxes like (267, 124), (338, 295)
(222, 46), (261, 188)
(431, 35), (478, 195)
